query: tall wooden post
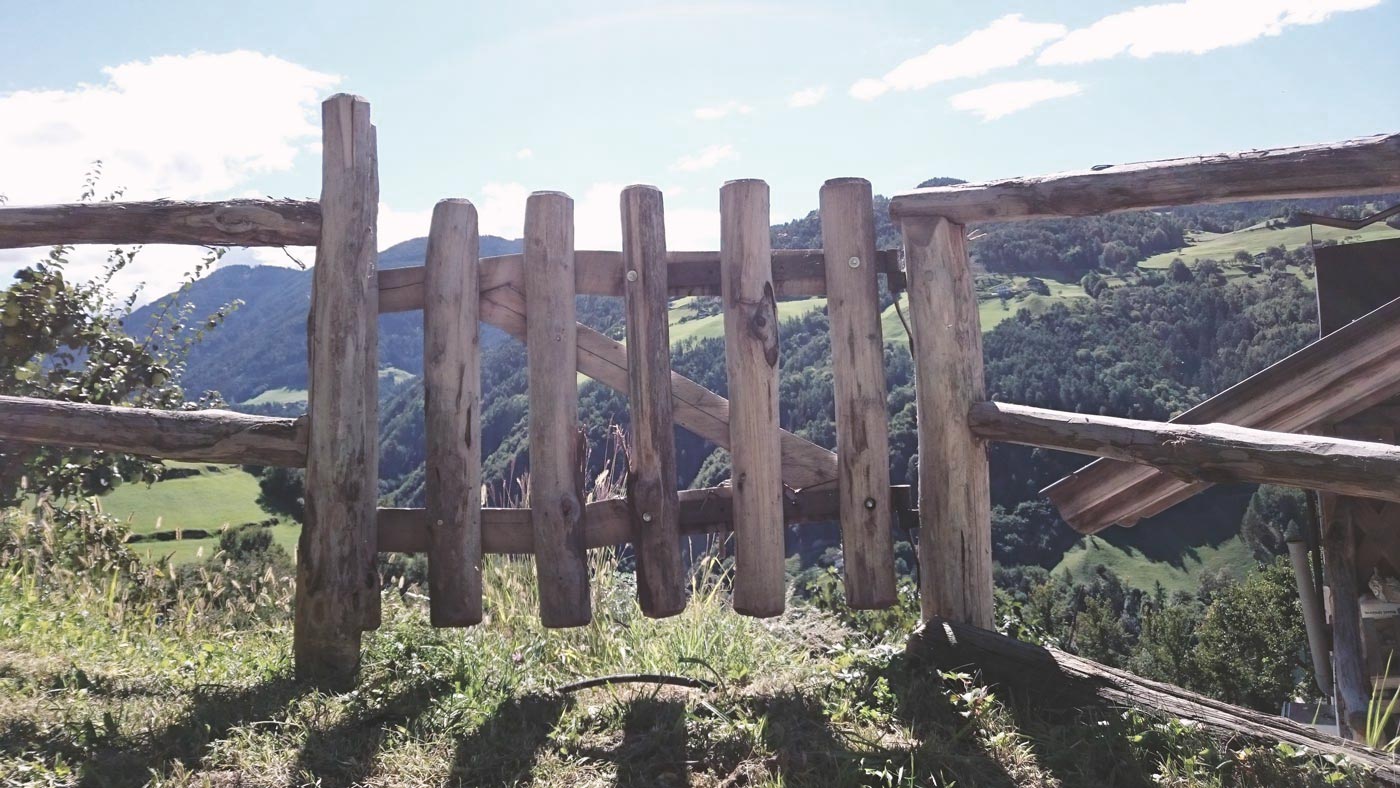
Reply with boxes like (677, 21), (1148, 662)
(820, 178), (896, 609)
(900, 215), (993, 627)
(423, 199), (483, 627)
(720, 179), (786, 617)
(525, 191), (592, 628)
(620, 185), (686, 618)
(297, 93), (380, 687)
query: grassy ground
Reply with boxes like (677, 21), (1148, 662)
(1139, 223), (1400, 270)
(93, 464), (292, 565)
(1054, 534), (1256, 596)
(0, 530), (1370, 788)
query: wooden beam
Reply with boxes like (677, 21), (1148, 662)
(0, 395), (306, 466)
(820, 178), (895, 610)
(1320, 493), (1370, 739)
(902, 215), (993, 628)
(377, 485), (917, 554)
(890, 132), (1400, 224)
(422, 199), (483, 628)
(376, 248), (905, 311)
(906, 618), (1400, 781)
(1044, 293), (1400, 533)
(0, 199), (321, 249)
(620, 185), (686, 619)
(296, 93), (379, 688)
(524, 191), (591, 628)
(475, 284), (839, 490)
(721, 179), (786, 618)
(972, 401), (1400, 505)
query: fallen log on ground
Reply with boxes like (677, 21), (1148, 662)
(907, 618), (1400, 783)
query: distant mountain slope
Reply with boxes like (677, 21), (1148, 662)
(129, 235), (521, 404)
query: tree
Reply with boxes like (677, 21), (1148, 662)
(1193, 559), (1311, 710)
(0, 172), (236, 504)
(252, 465), (305, 521)
(1169, 258), (1192, 283)
(1240, 485), (1307, 560)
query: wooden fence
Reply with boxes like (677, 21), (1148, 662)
(2, 91), (1399, 688)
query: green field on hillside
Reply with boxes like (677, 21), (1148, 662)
(96, 463), (295, 564)
(242, 386), (308, 406)
(1054, 533), (1256, 596)
(1140, 222), (1400, 269)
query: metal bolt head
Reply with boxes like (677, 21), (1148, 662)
(626, 269), (639, 282)
(864, 497), (877, 510)
(641, 512), (653, 523)
(848, 256), (861, 269)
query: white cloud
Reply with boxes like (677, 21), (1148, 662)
(0, 50), (339, 299)
(693, 100), (753, 120)
(671, 144), (736, 172)
(475, 182), (533, 239)
(949, 79), (1084, 120)
(787, 86), (828, 108)
(850, 14), (1066, 100)
(516, 147), (534, 160)
(1039, 0), (1381, 65)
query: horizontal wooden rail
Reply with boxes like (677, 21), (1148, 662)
(889, 133), (1400, 224)
(1042, 292), (1400, 533)
(378, 484), (916, 554)
(971, 401), (1400, 506)
(378, 248), (904, 312)
(0, 199), (322, 249)
(0, 395), (307, 466)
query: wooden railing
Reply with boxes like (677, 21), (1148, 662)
(2, 90), (1399, 688)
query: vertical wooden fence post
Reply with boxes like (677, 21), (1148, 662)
(900, 215), (993, 627)
(620, 185), (686, 618)
(525, 191), (592, 628)
(820, 178), (896, 609)
(720, 179), (786, 618)
(423, 199), (483, 627)
(1320, 493), (1370, 737)
(297, 93), (380, 687)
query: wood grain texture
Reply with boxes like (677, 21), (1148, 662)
(524, 191), (591, 628)
(422, 199), (483, 628)
(890, 133), (1400, 224)
(1320, 492), (1369, 738)
(377, 485), (917, 554)
(971, 401), (1400, 504)
(0, 199), (322, 249)
(906, 619), (1400, 781)
(820, 178), (895, 610)
(296, 93), (379, 688)
(0, 395), (306, 466)
(902, 215), (993, 628)
(1045, 293), (1400, 533)
(473, 284), (838, 489)
(375, 249), (904, 311)
(620, 186), (685, 618)
(720, 179), (786, 618)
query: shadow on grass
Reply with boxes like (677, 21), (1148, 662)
(447, 693), (569, 786)
(73, 676), (307, 788)
(294, 679), (441, 788)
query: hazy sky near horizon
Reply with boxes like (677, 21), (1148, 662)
(2, 0), (1397, 297)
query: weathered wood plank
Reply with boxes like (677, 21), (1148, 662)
(720, 179), (786, 618)
(296, 93), (380, 688)
(1319, 493), (1370, 739)
(0, 395), (306, 466)
(902, 215), (992, 628)
(620, 185), (686, 618)
(474, 284), (838, 489)
(422, 199), (483, 628)
(1045, 293), (1400, 533)
(890, 133), (1400, 224)
(906, 618), (1400, 781)
(375, 249), (905, 311)
(524, 191), (591, 628)
(971, 401), (1400, 504)
(820, 178), (895, 610)
(377, 485), (917, 554)
(0, 199), (322, 249)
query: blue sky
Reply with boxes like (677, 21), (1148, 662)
(2, 0), (1397, 296)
